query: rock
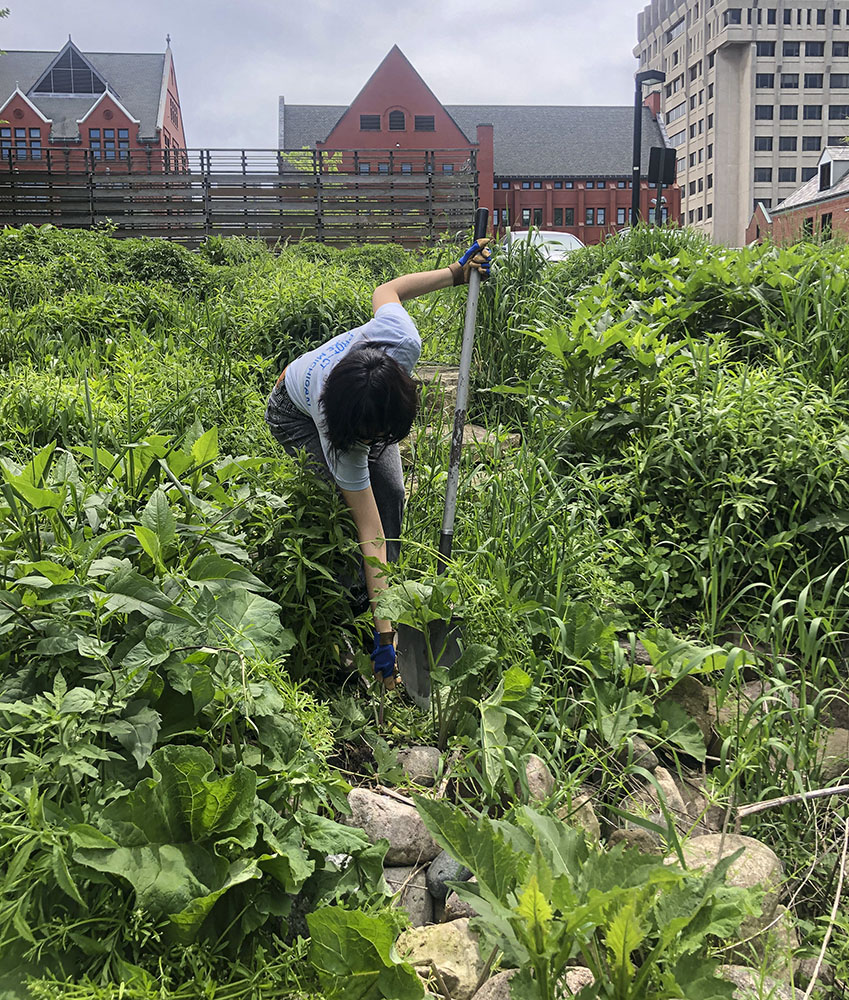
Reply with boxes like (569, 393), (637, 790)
(608, 828), (662, 854)
(632, 735), (660, 771)
(397, 918), (485, 1000)
(472, 970), (514, 1000)
(522, 753), (555, 801)
(721, 964), (803, 999)
(676, 834), (786, 949)
(660, 675), (712, 747)
(397, 746), (441, 787)
(383, 866), (433, 927)
(444, 884), (478, 921)
(821, 691), (849, 730)
(618, 637), (653, 665)
(818, 727), (849, 781)
(346, 789), (440, 865)
(558, 967), (595, 995)
(402, 423), (521, 463)
(426, 849), (472, 901)
(676, 774), (725, 834)
(417, 365), (460, 418)
(796, 956), (834, 989)
(556, 787), (601, 843)
(621, 766), (690, 838)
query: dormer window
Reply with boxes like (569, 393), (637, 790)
(33, 45), (107, 96)
(388, 110), (405, 131)
(820, 161), (832, 190)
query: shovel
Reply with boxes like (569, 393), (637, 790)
(397, 207), (489, 709)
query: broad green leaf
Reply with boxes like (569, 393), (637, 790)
(187, 553), (267, 593)
(502, 665), (533, 701)
(479, 680), (508, 793)
(168, 858), (261, 941)
(671, 954), (735, 999)
(4, 478), (65, 510)
(69, 824), (119, 850)
(21, 560), (74, 585)
(141, 490), (177, 548)
(134, 524), (162, 566)
(415, 797), (524, 902)
(654, 699), (706, 761)
(59, 687), (98, 714)
(103, 567), (196, 624)
(211, 589), (292, 657)
(191, 427), (219, 468)
(515, 808), (588, 879)
(106, 702), (162, 768)
(52, 845), (84, 906)
(191, 669), (215, 713)
(605, 897), (646, 979)
(516, 873), (552, 938)
(308, 907), (424, 1000)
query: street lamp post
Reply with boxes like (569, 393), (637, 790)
(631, 69), (666, 227)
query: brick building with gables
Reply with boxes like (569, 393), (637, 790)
(0, 37), (187, 170)
(279, 46), (681, 244)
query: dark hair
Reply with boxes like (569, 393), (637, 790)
(319, 345), (419, 453)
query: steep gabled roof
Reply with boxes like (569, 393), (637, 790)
(0, 47), (166, 141)
(280, 101), (667, 177)
(773, 146), (849, 213)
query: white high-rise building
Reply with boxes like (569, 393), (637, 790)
(636, 0), (849, 244)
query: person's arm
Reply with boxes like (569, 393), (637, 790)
(372, 238), (491, 313)
(340, 484), (393, 633)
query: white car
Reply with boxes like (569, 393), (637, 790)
(501, 228), (585, 262)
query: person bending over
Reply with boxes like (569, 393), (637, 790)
(265, 238), (491, 687)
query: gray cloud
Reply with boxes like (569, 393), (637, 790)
(4, 0), (644, 148)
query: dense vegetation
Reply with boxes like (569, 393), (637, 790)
(0, 223), (847, 998)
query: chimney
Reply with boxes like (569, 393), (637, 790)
(643, 91), (662, 118)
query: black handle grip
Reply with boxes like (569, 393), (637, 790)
(473, 207), (489, 240)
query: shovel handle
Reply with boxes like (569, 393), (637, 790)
(438, 207), (489, 571)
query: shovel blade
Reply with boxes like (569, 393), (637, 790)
(396, 619), (463, 711)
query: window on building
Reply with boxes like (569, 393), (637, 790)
(778, 167), (797, 182)
(553, 181), (562, 189)
(756, 73), (775, 88)
(554, 207), (563, 226)
(783, 41), (801, 57)
(585, 207), (594, 226)
(532, 180), (542, 189)
(829, 104), (849, 119)
(778, 137), (798, 153)
(401, 162), (412, 174)
(767, 8), (776, 24)
(32, 45), (107, 95)
(690, 94), (698, 110)
(709, 52), (715, 68)
(597, 207), (606, 225)
(818, 8), (826, 25)
(598, 180), (606, 189)
(802, 217), (814, 237)
(565, 181), (574, 189)
(836, 8), (842, 25)
(359, 114), (380, 131)
(502, 207), (509, 224)
(533, 207), (542, 226)
(521, 208), (531, 225)
(723, 8), (742, 25)
(708, 82), (714, 99)
(378, 162), (390, 174)
(690, 122), (698, 138)
(828, 134), (848, 144)
(802, 166), (818, 181)
(707, 203), (713, 218)
(617, 207), (627, 225)
(780, 74), (799, 89)
(802, 135), (822, 150)
(835, 42), (849, 58)
(388, 110), (405, 130)
(88, 127), (101, 159)
(754, 135), (774, 150)
(803, 105), (823, 120)
(755, 105), (774, 120)
(822, 212), (833, 237)
(358, 162), (370, 174)
(780, 105), (799, 120)
(698, 177), (704, 192)
(806, 41), (825, 57)
(707, 113), (714, 129)
(821, 161), (832, 188)
(689, 180), (697, 195)
(688, 209), (695, 223)
(442, 163), (453, 173)
(756, 40), (776, 56)
(754, 167), (773, 182)
(707, 173), (713, 188)
(697, 206), (704, 221)
(492, 209), (499, 227)
(832, 74), (849, 89)
(521, 181), (530, 189)
(689, 151), (697, 166)
(669, 129), (686, 147)
(707, 143), (713, 158)
(783, 8), (792, 23)
(805, 74), (824, 88)
(586, 180), (594, 189)
(501, 181), (510, 188)
(564, 207), (575, 226)
(414, 115), (435, 131)
(617, 180), (626, 188)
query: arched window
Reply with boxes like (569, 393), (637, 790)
(388, 110), (406, 131)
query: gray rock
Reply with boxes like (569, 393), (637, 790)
(347, 789), (440, 865)
(631, 735), (660, 771)
(721, 965), (802, 999)
(558, 967), (595, 996)
(818, 727), (849, 781)
(427, 849), (472, 901)
(397, 918), (484, 1000)
(397, 746), (441, 787)
(608, 828), (662, 854)
(522, 753), (555, 801)
(556, 788), (601, 843)
(472, 967), (594, 1000)
(472, 970), (514, 1000)
(383, 866), (433, 927)
(621, 766), (690, 839)
(444, 888), (478, 921)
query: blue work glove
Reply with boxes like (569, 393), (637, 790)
(371, 630), (397, 685)
(451, 238), (491, 285)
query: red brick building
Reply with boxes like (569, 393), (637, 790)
(746, 146), (849, 244)
(0, 38), (186, 170)
(279, 47), (681, 244)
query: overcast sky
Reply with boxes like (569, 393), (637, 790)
(4, 0), (646, 148)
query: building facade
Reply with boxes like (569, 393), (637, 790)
(280, 47), (680, 245)
(636, 0), (849, 245)
(0, 38), (187, 170)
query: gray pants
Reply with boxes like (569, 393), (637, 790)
(265, 379), (405, 565)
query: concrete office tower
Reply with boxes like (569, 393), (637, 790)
(636, 0), (849, 245)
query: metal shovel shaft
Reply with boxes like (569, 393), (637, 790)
(438, 207), (489, 571)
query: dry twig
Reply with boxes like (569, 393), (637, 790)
(802, 816), (849, 1000)
(735, 783), (849, 829)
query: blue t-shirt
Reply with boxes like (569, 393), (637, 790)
(284, 303), (421, 490)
